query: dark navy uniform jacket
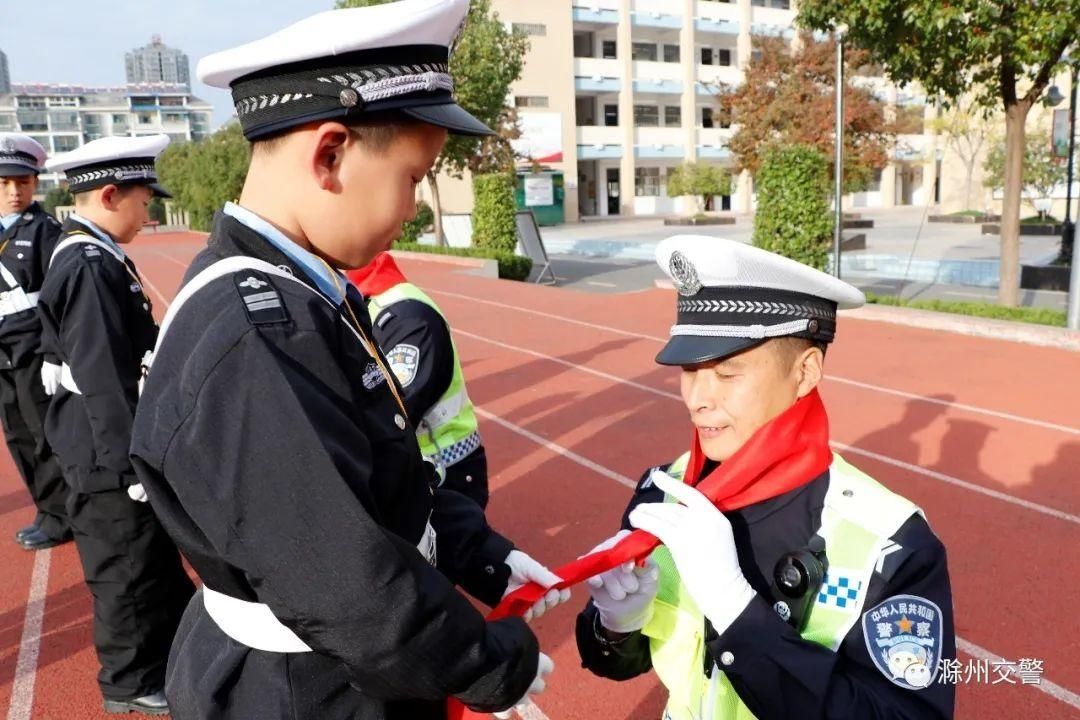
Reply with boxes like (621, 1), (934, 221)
(36, 216), (156, 492)
(130, 212), (537, 720)
(577, 463), (956, 720)
(371, 298), (455, 423)
(0, 202), (61, 369)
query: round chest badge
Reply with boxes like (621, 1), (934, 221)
(669, 250), (702, 297)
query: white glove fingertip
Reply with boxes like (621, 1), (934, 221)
(586, 576), (603, 589)
(559, 588), (571, 603)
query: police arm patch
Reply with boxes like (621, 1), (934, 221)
(386, 343), (420, 387)
(861, 594), (943, 690)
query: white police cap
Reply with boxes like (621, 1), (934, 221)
(0, 133), (48, 177)
(45, 134), (171, 198)
(197, 0), (491, 141)
(655, 235), (865, 366)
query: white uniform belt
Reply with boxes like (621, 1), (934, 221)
(203, 587), (314, 653)
(0, 288), (40, 317)
(204, 521), (437, 653)
(60, 363), (81, 395)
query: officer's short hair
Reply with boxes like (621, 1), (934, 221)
(770, 336), (828, 364)
(252, 112), (419, 157)
(73, 183), (143, 207)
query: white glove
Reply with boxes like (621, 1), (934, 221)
(504, 550), (571, 622)
(584, 530), (659, 633)
(493, 652), (553, 720)
(628, 470), (755, 635)
(127, 483), (149, 503)
(41, 361), (62, 396)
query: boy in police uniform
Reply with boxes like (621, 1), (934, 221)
(349, 252), (491, 507)
(0, 133), (72, 550)
(37, 134), (196, 715)
(130, 2), (563, 718)
(576, 236), (956, 719)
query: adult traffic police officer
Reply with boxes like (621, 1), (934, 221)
(130, 2), (565, 718)
(349, 251), (491, 507)
(0, 133), (72, 550)
(37, 134), (195, 715)
(576, 236), (956, 719)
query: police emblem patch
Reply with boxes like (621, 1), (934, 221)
(862, 594), (943, 690)
(386, 343), (420, 388)
(669, 250), (702, 297)
(361, 361), (387, 390)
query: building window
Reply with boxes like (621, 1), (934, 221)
(53, 136), (80, 152)
(50, 112), (80, 131)
(514, 96), (550, 108)
(137, 112), (156, 125)
(602, 40), (617, 59)
(635, 167), (662, 197)
(160, 96), (186, 106)
(752, 0), (790, 7)
(663, 44), (680, 63)
(701, 47), (714, 65)
(604, 104), (619, 126)
(0, 115), (14, 130)
(47, 96), (77, 107)
(163, 112), (188, 123)
(664, 106), (682, 127)
(112, 114), (128, 124)
(701, 107), (714, 128)
(717, 49), (732, 67)
(632, 42), (658, 62)
(513, 23), (546, 36)
(634, 104), (660, 127)
(17, 97), (46, 109)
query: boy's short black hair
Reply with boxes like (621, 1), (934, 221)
(251, 111), (419, 156)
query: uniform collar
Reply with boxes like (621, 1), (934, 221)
(0, 213), (20, 231)
(67, 212), (126, 259)
(223, 202), (346, 305)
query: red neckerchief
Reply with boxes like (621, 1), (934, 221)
(346, 251), (408, 297)
(450, 389), (832, 718)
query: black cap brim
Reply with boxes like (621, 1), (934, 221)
(148, 183), (172, 199)
(401, 102), (492, 137)
(655, 335), (766, 367)
(0, 164), (40, 178)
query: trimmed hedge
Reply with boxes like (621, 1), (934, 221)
(752, 144), (833, 270)
(394, 242), (533, 281)
(400, 201), (434, 243)
(472, 173), (518, 253)
(865, 293), (1066, 327)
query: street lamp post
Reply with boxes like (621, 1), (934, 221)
(833, 28), (845, 279)
(1063, 60), (1079, 330)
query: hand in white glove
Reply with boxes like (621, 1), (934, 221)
(584, 530), (659, 634)
(41, 361), (62, 396)
(493, 652), (553, 720)
(628, 470), (755, 636)
(504, 550), (571, 622)
(127, 483), (149, 503)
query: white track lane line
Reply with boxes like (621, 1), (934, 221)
(476, 406), (1080, 713)
(431, 289), (1079, 437)
(457, 329), (1080, 526)
(6, 549), (52, 720)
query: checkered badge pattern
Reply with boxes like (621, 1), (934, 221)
(818, 570), (862, 609)
(437, 431), (481, 468)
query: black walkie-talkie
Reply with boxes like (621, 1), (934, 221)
(771, 535), (828, 632)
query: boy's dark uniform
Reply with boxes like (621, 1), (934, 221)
(0, 201), (71, 547)
(131, 212), (536, 720)
(38, 134), (194, 713)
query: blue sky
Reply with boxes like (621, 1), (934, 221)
(1, 1), (332, 127)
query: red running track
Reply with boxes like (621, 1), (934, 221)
(0, 231), (1077, 719)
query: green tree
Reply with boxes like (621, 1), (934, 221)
(336, 0), (529, 246)
(716, 34), (895, 194)
(983, 130), (1069, 219)
(797, 0), (1079, 305)
(752, 145), (834, 270)
(42, 186), (73, 217)
(158, 123), (250, 231)
(471, 173), (517, 253)
(930, 100), (994, 212)
(666, 163), (732, 214)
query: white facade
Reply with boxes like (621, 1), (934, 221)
(0, 83), (213, 193)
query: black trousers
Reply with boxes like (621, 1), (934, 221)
(0, 354), (70, 536)
(67, 486), (195, 700)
